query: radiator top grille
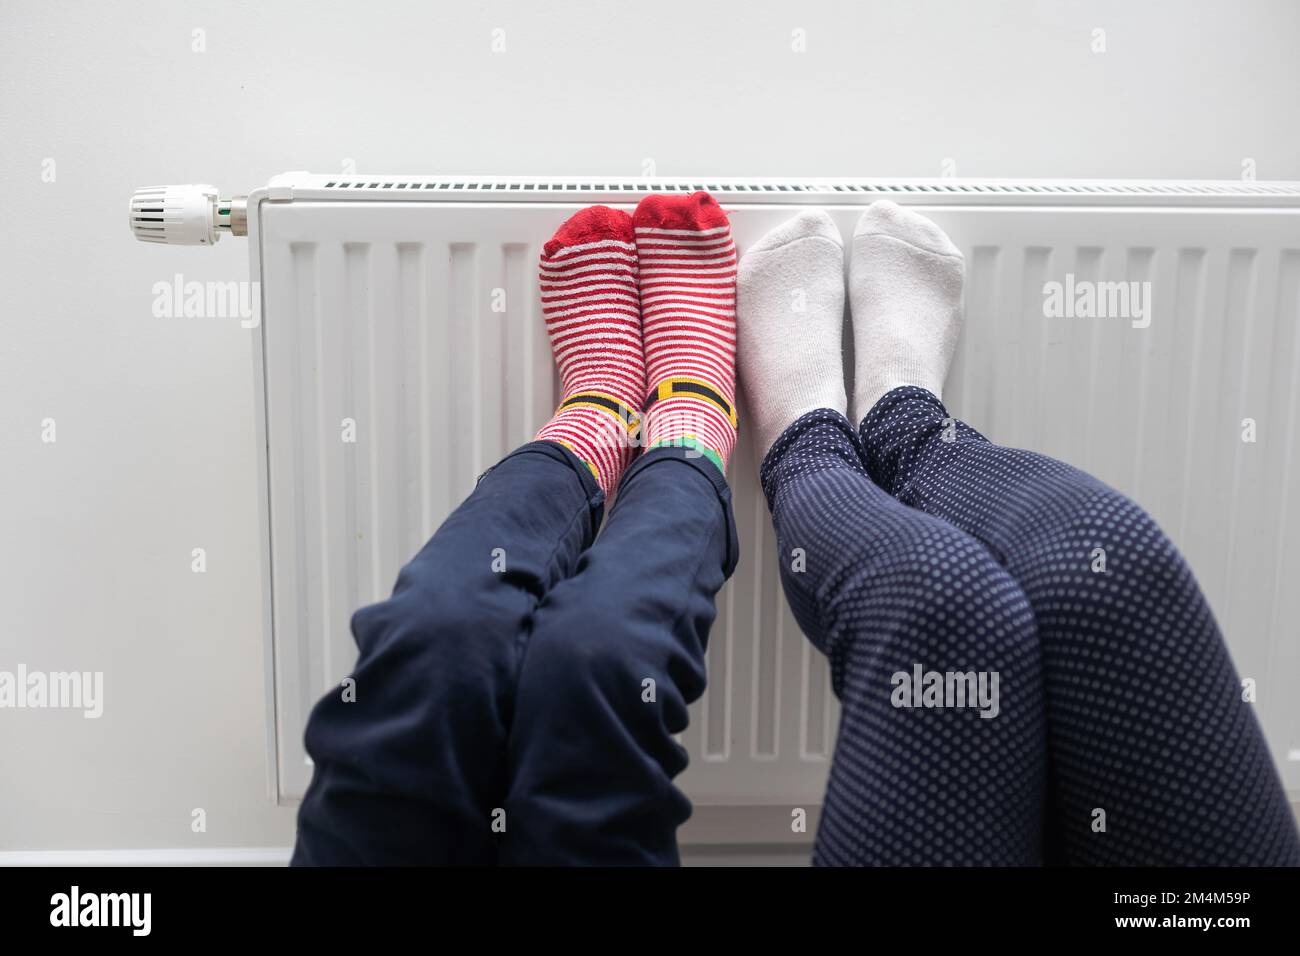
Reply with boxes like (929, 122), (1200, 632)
(265, 174), (1300, 207)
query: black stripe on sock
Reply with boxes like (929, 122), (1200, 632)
(645, 381), (732, 419)
(560, 393), (638, 425)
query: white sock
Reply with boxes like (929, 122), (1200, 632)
(737, 209), (847, 462)
(849, 200), (964, 425)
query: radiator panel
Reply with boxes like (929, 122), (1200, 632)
(257, 199), (1300, 810)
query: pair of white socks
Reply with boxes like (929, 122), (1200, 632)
(736, 201), (965, 461)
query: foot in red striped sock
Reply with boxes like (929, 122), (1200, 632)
(535, 206), (646, 496)
(634, 192), (738, 473)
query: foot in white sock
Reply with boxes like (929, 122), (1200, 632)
(737, 209), (847, 462)
(849, 200), (964, 426)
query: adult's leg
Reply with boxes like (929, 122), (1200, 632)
(500, 446), (738, 865)
(763, 410), (1047, 866)
(292, 440), (603, 866)
(737, 208), (1044, 865)
(861, 385), (1300, 865)
(847, 199), (1299, 865)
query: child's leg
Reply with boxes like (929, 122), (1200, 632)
(502, 447), (737, 865)
(295, 203), (647, 865)
(292, 441), (602, 865)
(503, 192), (743, 864)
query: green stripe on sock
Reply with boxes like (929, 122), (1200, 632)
(649, 436), (724, 474)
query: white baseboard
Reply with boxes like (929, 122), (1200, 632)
(0, 847), (293, 867)
(3, 845), (809, 867)
(5, 798), (1293, 865)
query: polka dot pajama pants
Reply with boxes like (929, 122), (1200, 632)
(760, 386), (1300, 866)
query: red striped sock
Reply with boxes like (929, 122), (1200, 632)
(535, 206), (645, 496)
(634, 192), (738, 473)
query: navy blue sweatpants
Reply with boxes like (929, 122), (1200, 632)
(762, 386), (1300, 866)
(291, 441), (737, 865)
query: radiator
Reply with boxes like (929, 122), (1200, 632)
(131, 175), (1300, 837)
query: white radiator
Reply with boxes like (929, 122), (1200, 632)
(135, 175), (1300, 836)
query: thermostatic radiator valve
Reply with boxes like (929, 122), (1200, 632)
(128, 184), (247, 245)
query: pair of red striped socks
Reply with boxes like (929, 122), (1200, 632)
(535, 192), (737, 495)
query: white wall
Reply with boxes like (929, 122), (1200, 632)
(2, 0), (1297, 857)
